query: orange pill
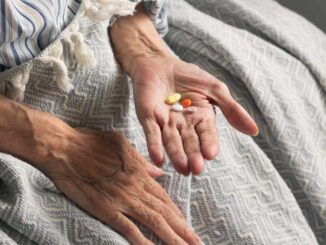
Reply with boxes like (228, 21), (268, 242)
(182, 99), (192, 107)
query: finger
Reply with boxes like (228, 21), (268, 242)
(145, 163), (165, 178)
(58, 181), (151, 245)
(196, 118), (219, 160)
(109, 212), (154, 245)
(162, 124), (189, 175)
(208, 81), (259, 136)
(144, 181), (185, 220)
(126, 203), (187, 245)
(121, 141), (164, 179)
(142, 119), (164, 166)
(180, 125), (205, 175)
(142, 192), (202, 245)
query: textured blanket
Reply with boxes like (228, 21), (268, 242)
(0, 0), (325, 244)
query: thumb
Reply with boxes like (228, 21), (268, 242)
(208, 80), (259, 136)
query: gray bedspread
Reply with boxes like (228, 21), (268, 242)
(0, 0), (325, 244)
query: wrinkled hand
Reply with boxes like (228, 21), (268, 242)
(131, 55), (259, 175)
(42, 129), (201, 245)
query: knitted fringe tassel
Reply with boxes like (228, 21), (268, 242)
(82, 0), (136, 21)
(7, 64), (33, 102)
(62, 23), (96, 68)
(36, 41), (74, 93)
(4, 0), (137, 100)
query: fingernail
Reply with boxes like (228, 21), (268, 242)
(148, 165), (165, 177)
(154, 165), (165, 175)
(195, 233), (202, 242)
(253, 127), (260, 137)
(190, 228), (202, 244)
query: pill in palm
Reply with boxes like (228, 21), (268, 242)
(182, 99), (192, 107)
(171, 103), (184, 112)
(184, 106), (197, 113)
(166, 93), (181, 105)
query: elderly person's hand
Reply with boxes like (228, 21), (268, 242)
(0, 95), (201, 245)
(131, 56), (259, 175)
(42, 129), (201, 245)
(111, 4), (259, 175)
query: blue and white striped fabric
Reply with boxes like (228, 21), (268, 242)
(0, 0), (167, 72)
(0, 0), (81, 71)
(143, 0), (168, 36)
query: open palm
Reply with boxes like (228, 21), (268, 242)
(131, 56), (258, 175)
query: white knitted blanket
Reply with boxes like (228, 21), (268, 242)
(0, 0), (325, 244)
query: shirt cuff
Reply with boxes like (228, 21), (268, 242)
(110, 0), (168, 36)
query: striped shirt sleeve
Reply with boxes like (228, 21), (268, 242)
(0, 0), (167, 72)
(143, 0), (168, 36)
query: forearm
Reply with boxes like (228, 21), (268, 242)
(0, 6), (165, 171)
(0, 95), (73, 171)
(110, 3), (173, 75)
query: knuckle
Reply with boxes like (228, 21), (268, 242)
(197, 126), (208, 135)
(149, 213), (163, 228)
(200, 126), (216, 138)
(166, 134), (180, 143)
(142, 207), (151, 222)
(160, 195), (171, 205)
(111, 212), (122, 225)
(156, 205), (169, 220)
(213, 81), (228, 92)
(189, 151), (201, 158)
(180, 227), (189, 240)
(186, 144), (200, 154)
(154, 187), (170, 202)
(183, 133), (198, 143)
(164, 138), (182, 153)
(168, 145), (183, 155)
(124, 223), (136, 236)
(168, 152), (187, 164)
(146, 131), (160, 142)
(128, 201), (144, 214)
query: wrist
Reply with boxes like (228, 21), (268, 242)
(110, 3), (173, 76)
(0, 96), (75, 171)
(26, 115), (75, 171)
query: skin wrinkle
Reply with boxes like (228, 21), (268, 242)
(141, 192), (187, 233)
(0, 95), (202, 244)
(0, 1), (258, 243)
(52, 162), (122, 185)
(93, 184), (118, 206)
(78, 179), (112, 210)
(57, 137), (125, 184)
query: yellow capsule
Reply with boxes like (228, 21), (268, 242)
(165, 93), (181, 105)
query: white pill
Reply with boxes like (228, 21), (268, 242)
(184, 106), (197, 113)
(171, 103), (184, 112)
